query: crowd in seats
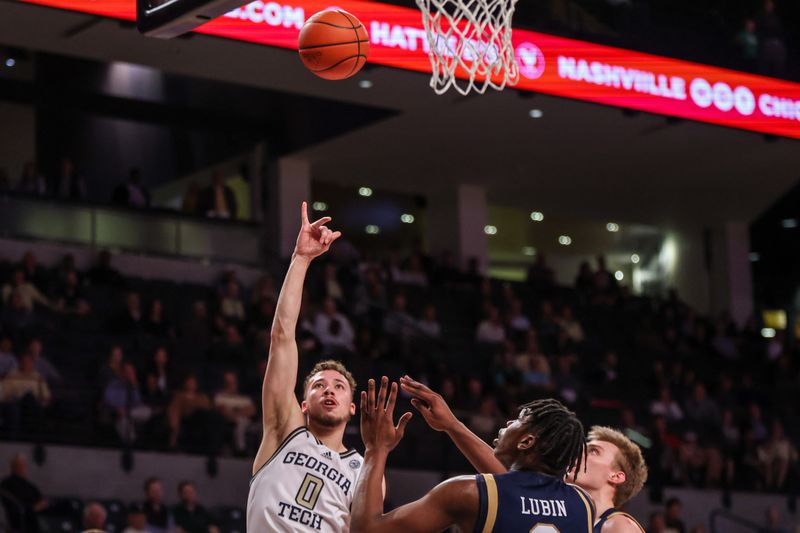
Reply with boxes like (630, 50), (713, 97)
(0, 244), (798, 502)
(0, 161), (240, 221)
(0, 452), (240, 533)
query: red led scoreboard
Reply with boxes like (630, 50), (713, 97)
(20, 0), (800, 140)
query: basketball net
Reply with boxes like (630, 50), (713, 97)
(416, 0), (520, 95)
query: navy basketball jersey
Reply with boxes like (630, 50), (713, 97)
(593, 508), (645, 533)
(474, 471), (595, 533)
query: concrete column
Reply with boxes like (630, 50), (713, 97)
(722, 222), (754, 326)
(427, 184), (488, 273)
(274, 157), (311, 259)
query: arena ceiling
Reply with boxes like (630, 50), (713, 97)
(1, 0), (799, 230)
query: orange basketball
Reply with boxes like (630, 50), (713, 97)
(298, 10), (370, 80)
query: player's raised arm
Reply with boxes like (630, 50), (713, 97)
(352, 377), (476, 533)
(399, 375), (507, 474)
(252, 201), (341, 474)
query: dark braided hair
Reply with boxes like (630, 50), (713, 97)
(518, 398), (586, 481)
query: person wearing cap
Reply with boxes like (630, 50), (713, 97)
(122, 503), (148, 533)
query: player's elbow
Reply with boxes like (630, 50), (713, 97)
(269, 324), (292, 344)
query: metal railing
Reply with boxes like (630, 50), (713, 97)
(0, 193), (266, 265)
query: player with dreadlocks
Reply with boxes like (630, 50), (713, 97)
(398, 376), (648, 532)
(351, 377), (595, 532)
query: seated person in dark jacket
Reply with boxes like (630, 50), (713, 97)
(198, 170), (237, 219)
(0, 453), (48, 533)
(172, 481), (220, 533)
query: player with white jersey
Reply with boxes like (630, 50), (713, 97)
(248, 202), (363, 532)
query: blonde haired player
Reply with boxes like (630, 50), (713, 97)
(400, 376), (647, 532)
(248, 202), (364, 532)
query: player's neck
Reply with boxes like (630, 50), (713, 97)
(586, 485), (616, 516)
(307, 420), (348, 452)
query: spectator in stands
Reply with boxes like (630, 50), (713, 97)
(0, 335), (18, 378)
(112, 167), (151, 208)
(97, 345), (125, 389)
(685, 382), (720, 428)
(526, 253), (555, 292)
(199, 170), (237, 219)
(757, 420), (798, 490)
(0, 453), (48, 533)
(0, 353), (51, 408)
(762, 504), (790, 533)
(167, 375), (212, 450)
(27, 338), (61, 385)
(146, 347), (173, 396)
(736, 19), (759, 71)
(314, 297), (356, 354)
(0, 291), (36, 333)
(219, 279), (246, 323)
(320, 263), (345, 303)
(54, 269), (90, 315)
(209, 324), (248, 368)
(142, 477), (174, 533)
(20, 252), (49, 292)
(145, 299), (174, 338)
(116, 291), (145, 335)
(83, 502), (108, 531)
(756, 0), (786, 77)
(173, 481), (220, 533)
(647, 511), (666, 533)
(103, 362), (152, 445)
(123, 502), (148, 533)
(467, 395), (501, 442)
(1, 268), (52, 311)
(416, 304), (441, 339)
(55, 157), (87, 200)
(650, 386), (684, 423)
(664, 497), (687, 533)
(182, 181), (201, 215)
(87, 250), (124, 287)
(182, 300), (211, 347)
(383, 293), (416, 340)
(250, 274), (277, 308)
(16, 161), (47, 195)
(353, 267), (387, 325)
(556, 305), (584, 345)
(475, 305), (505, 344)
(505, 298), (531, 338)
(214, 371), (256, 455)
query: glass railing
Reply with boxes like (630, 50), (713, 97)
(0, 193), (265, 264)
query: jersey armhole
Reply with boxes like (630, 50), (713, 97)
(568, 483), (596, 531)
(250, 426), (307, 483)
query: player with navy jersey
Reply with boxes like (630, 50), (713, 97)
(352, 378), (594, 532)
(248, 202), (366, 533)
(398, 376), (648, 533)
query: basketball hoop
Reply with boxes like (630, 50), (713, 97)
(415, 0), (520, 95)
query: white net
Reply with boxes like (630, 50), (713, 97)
(415, 0), (520, 95)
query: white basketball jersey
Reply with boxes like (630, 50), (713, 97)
(247, 427), (364, 532)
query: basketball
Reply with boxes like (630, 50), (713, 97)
(298, 10), (370, 80)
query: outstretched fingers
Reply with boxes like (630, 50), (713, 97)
(301, 201), (310, 226)
(310, 216), (333, 229)
(396, 412), (413, 439)
(367, 378), (376, 412)
(377, 376), (389, 410)
(385, 382), (399, 414)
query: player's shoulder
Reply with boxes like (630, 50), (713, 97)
(602, 512), (646, 533)
(566, 482), (596, 519)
